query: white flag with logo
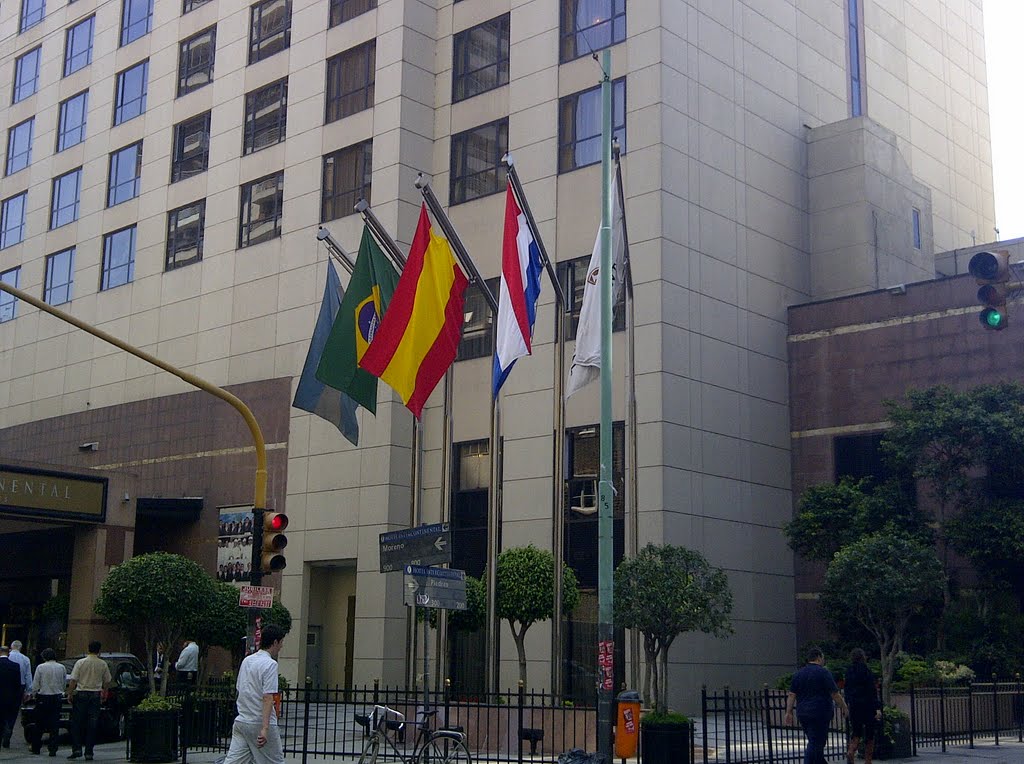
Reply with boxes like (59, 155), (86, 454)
(566, 176), (626, 398)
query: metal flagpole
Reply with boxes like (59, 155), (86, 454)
(502, 156), (569, 696)
(436, 365), (455, 689)
(597, 48), (615, 761)
(614, 146), (641, 692)
(414, 176), (504, 694)
(316, 226), (356, 274)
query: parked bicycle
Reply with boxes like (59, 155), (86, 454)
(355, 704), (471, 764)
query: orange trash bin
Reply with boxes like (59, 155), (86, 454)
(615, 690), (641, 758)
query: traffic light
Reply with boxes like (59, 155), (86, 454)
(968, 250), (1011, 330)
(260, 511), (289, 573)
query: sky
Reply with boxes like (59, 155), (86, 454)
(984, 0), (1024, 240)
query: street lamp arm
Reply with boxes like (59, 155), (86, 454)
(0, 281), (268, 510)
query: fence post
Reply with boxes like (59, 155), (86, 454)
(724, 686), (732, 764)
(1016, 673), (1022, 743)
(938, 680), (947, 753)
(301, 679), (311, 764)
(909, 684), (917, 758)
(517, 680), (525, 764)
(702, 686), (709, 764)
(763, 685), (775, 764)
(967, 679), (974, 749)
(444, 677), (451, 732)
(180, 682), (193, 764)
(373, 677), (379, 708)
(993, 673), (1000, 746)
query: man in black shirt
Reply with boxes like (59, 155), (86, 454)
(0, 646), (24, 749)
(785, 647), (849, 764)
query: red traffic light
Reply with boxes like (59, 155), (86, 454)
(261, 511), (288, 573)
(267, 513), (288, 532)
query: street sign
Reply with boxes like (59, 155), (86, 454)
(239, 584), (274, 609)
(379, 523), (451, 572)
(403, 565), (467, 610)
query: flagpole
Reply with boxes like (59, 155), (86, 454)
(501, 155), (569, 696)
(316, 226), (356, 274)
(597, 48), (614, 762)
(355, 199), (408, 270)
(615, 145), (641, 693)
(414, 176), (503, 694)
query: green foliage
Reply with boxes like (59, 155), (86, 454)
(192, 582), (248, 652)
(821, 533), (944, 704)
(450, 576), (486, 633)
(614, 544), (733, 713)
(640, 711), (691, 729)
(41, 593), (70, 626)
(945, 498), (1024, 595)
(941, 588), (1024, 677)
(260, 600), (293, 634)
(881, 706), (910, 744)
(135, 694), (181, 712)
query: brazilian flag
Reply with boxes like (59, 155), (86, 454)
(316, 226), (400, 414)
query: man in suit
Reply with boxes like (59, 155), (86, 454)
(0, 645), (24, 749)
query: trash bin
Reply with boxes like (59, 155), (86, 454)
(615, 690), (641, 759)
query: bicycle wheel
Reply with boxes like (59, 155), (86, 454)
(358, 733), (381, 764)
(417, 734), (471, 764)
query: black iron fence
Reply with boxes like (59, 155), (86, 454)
(906, 679), (1024, 753)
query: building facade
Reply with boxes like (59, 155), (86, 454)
(0, 0), (994, 711)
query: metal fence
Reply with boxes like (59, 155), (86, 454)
(905, 680), (1024, 753)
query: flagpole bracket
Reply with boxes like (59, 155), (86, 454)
(415, 173), (427, 190)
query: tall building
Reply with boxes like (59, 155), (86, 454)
(0, 0), (994, 710)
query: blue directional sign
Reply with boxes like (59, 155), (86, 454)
(403, 565), (467, 610)
(379, 523), (451, 572)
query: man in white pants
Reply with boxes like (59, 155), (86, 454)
(224, 624), (285, 764)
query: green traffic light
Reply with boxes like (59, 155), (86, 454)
(980, 308), (1007, 330)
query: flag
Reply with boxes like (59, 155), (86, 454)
(315, 226), (400, 413)
(292, 261), (361, 445)
(566, 174), (626, 397)
(359, 204), (469, 419)
(493, 184), (544, 395)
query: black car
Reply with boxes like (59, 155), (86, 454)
(21, 653), (148, 746)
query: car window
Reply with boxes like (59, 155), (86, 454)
(115, 661), (145, 688)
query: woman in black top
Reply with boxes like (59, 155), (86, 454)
(845, 648), (882, 764)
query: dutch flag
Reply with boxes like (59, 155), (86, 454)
(493, 183), (543, 395)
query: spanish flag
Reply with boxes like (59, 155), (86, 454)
(359, 204), (469, 418)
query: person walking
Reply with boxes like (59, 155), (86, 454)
(223, 624), (286, 764)
(845, 648), (882, 764)
(0, 646), (24, 749)
(10, 641), (32, 702)
(785, 647), (849, 764)
(175, 639), (199, 685)
(32, 649), (67, 756)
(67, 641), (111, 761)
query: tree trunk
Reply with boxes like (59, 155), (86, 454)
(658, 639), (672, 713)
(144, 631), (156, 696)
(879, 636), (895, 706)
(512, 624), (528, 689)
(643, 633), (655, 706)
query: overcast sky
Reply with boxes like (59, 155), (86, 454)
(984, 0), (1023, 241)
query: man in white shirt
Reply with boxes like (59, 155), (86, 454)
(224, 624), (285, 764)
(31, 648), (66, 756)
(174, 639), (199, 684)
(9, 641), (31, 701)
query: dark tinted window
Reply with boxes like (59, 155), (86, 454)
(450, 119), (507, 205)
(452, 15), (509, 103)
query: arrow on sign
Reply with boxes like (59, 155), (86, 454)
(434, 536), (447, 552)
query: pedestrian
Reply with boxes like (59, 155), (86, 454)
(32, 648), (67, 756)
(10, 641), (32, 702)
(175, 639), (199, 684)
(0, 646), (23, 749)
(67, 640), (111, 761)
(845, 648), (882, 764)
(784, 647), (849, 764)
(223, 623), (286, 764)
(153, 642), (166, 685)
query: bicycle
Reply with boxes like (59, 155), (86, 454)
(355, 704), (472, 764)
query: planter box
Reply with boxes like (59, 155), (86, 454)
(128, 709), (179, 763)
(875, 718), (911, 760)
(641, 723), (691, 764)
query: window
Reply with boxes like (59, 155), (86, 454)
(114, 61), (148, 125)
(457, 277), (498, 361)
(450, 119), (508, 205)
(12, 48), (41, 103)
(108, 142), (143, 207)
(558, 78), (626, 173)
(171, 112), (211, 182)
(329, 0), (375, 27)
(249, 0), (291, 64)
(557, 254), (625, 337)
(848, 0), (864, 117)
(19, 0), (44, 33)
(321, 140), (371, 223)
(243, 79), (287, 154)
(102, 226), (136, 290)
(6, 119), (33, 176)
(57, 91), (88, 150)
(834, 433), (885, 482)
(44, 248), (75, 305)
(178, 27), (216, 96)
(239, 172), (284, 247)
(0, 268), (20, 323)
(183, 0), (211, 13)
(1, 193), (27, 249)
(452, 440), (489, 578)
(166, 200), (205, 270)
(121, 0), (152, 45)
(912, 208), (922, 250)
(452, 15), (509, 103)
(560, 0), (625, 62)
(64, 16), (95, 76)
(50, 168), (81, 229)
(325, 41), (375, 123)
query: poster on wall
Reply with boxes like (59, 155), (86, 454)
(217, 506), (254, 585)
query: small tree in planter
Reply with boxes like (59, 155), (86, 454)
(191, 582), (293, 674)
(495, 545), (580, 689)
(614, 544), (733, 713)
(95, 552), (216, 696)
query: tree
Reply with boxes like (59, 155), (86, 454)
(94, 552), (216, 695)
(495, 545), (580, 689)
(820, 533), (944, 704)
(614, 544), (733, 713)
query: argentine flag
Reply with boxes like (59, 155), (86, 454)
(493, 184), (544, 395)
